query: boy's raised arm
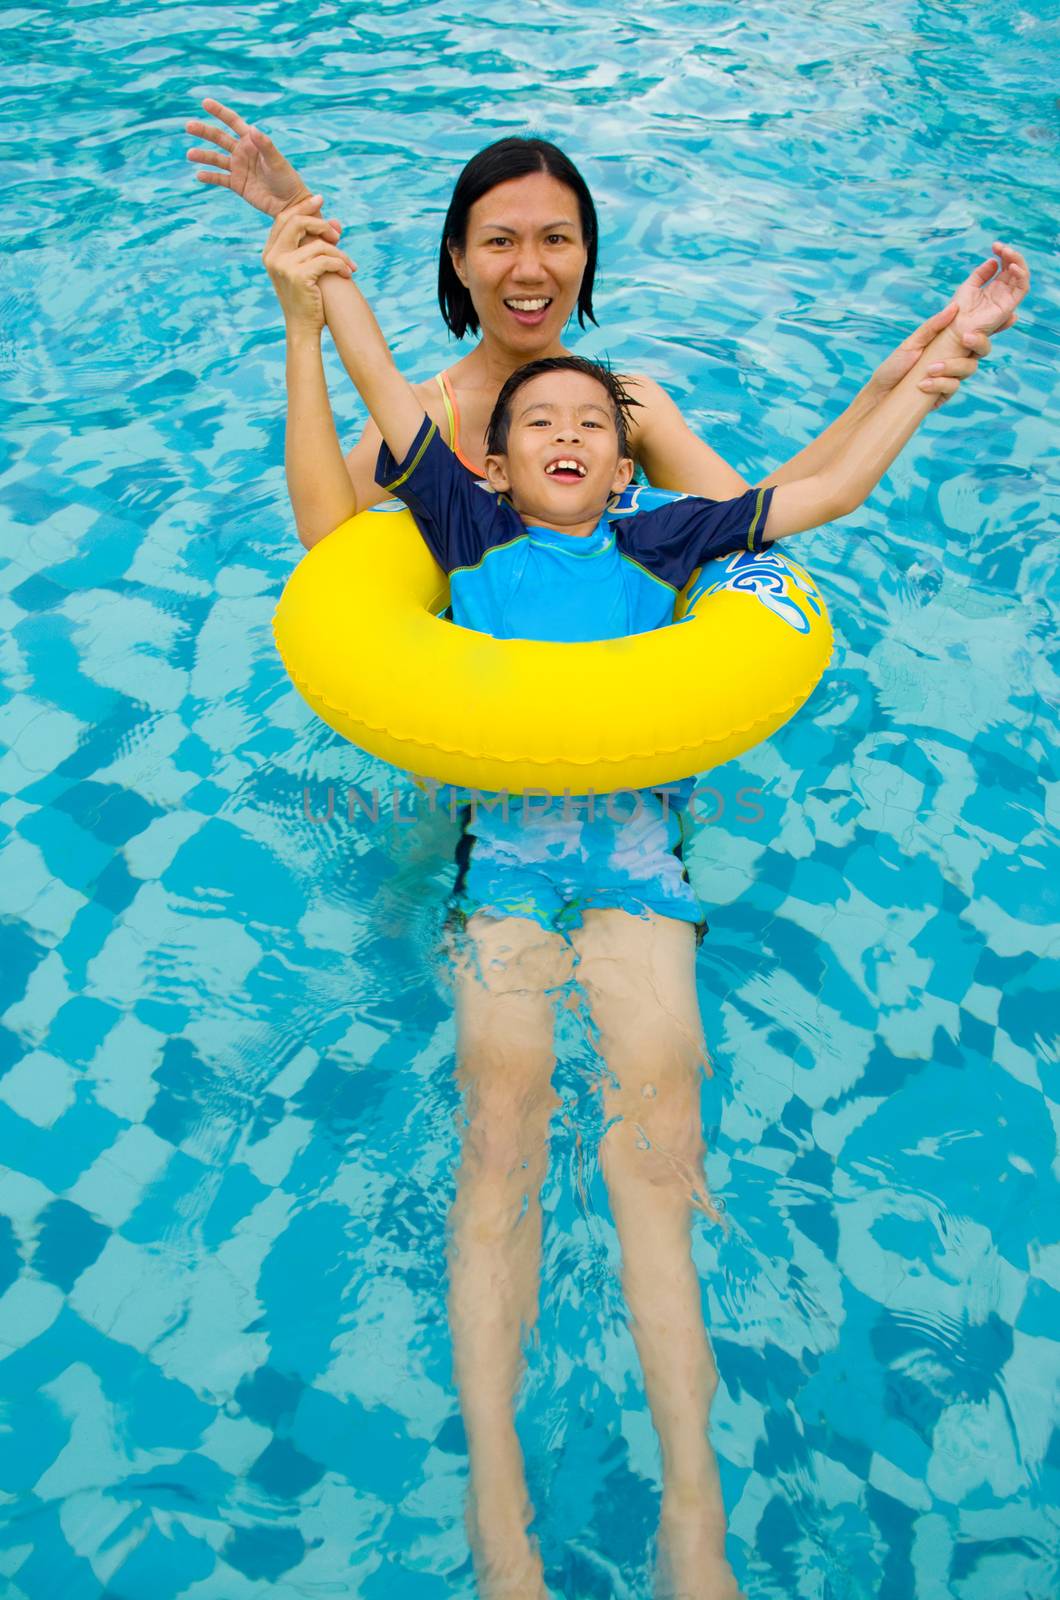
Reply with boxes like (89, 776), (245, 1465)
(764, 244), (1030, 542)
(317, 273), (426, 466)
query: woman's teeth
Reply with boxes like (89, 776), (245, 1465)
(506, 298), (551, 311)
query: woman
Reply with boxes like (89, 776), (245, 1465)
(185, 98), (1008, 543)
(187, 100), (1021, 1600)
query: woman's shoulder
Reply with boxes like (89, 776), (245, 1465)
(411, 372), (448, 406)
(615, 370), (684, 444)
(615, 369), (749, 498)
(618, 370), (674, 408)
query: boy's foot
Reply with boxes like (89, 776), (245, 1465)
(655, 1490), (745, 1600)
(466, 1496), (550, 1600)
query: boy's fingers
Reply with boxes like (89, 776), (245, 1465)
(273, 192), (323, 229)
(264, 213), (336, 260)
(276, 210), (334, 246)
(285, 240), (354, 272)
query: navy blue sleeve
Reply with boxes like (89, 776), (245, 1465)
(375, 415), (521, 574)
(617, 486), (775, 589)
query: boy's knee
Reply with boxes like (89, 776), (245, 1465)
(463, 1115), (555, 1180)
(456, 1054), (560, 1178)
(592, 1003), (708, 1077)
(599, 1104), (706, 1192)
(595, 1026), (708, 1119)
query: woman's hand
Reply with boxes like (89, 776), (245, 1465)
(186, 98), (323, 221)
(262, 197), (356, 334)
(870, 302), (990, 411)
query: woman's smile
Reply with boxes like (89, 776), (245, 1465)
(504, 295), (553, 327)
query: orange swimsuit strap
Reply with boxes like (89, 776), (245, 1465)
(435, 372), (484, 477)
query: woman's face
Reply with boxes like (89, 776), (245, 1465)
(449, 171), (589, 354)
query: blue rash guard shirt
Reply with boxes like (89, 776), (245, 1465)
(375, 414), (775, 934)
(377, 414), (774, 649)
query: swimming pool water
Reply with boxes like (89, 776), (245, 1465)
(0, 0), (1058, 1596)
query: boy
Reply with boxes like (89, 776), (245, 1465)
(307, 257), (1025, 957)
(268, 227), (1027, 1599)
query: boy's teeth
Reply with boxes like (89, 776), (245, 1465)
(546, 459), (586, 475)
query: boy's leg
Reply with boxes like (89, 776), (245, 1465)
(445, 910), (575, 1597)
(569, 907), (742, 1599)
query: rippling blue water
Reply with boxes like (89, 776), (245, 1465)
(1, 1), (1058, 1596)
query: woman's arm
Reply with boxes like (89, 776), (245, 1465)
(264, 201), (456, 541)
(287, 361), (454, 540)
(628, 259), (1020, 497)
(261, 199), (363, 547)
(764, 246), (1030, 541)
(626, 374), (752, 496)
(284, 330), (359, 549)
(757, 290), (1011, 490)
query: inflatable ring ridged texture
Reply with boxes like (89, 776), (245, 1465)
(273, 504), (834, 795)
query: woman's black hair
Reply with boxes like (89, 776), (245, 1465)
(438, 137), (599, 340)
(486, 356), (640, 458)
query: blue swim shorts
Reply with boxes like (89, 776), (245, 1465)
(445, 790), (709, 945)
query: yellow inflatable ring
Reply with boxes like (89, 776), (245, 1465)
(273, 503), (833, 795)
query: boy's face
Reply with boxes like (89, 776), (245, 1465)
(484, 371), (634, 530)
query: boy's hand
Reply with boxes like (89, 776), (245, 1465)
(949, 241), (1030, 343)
(186, 98), (334, 226)
(262, 197), (356, 334)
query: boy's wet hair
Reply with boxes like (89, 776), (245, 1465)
(486, 356), (640, 459)
(438, 137), (599, 341)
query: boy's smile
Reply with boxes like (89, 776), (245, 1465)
(484, 370), (634, 537)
